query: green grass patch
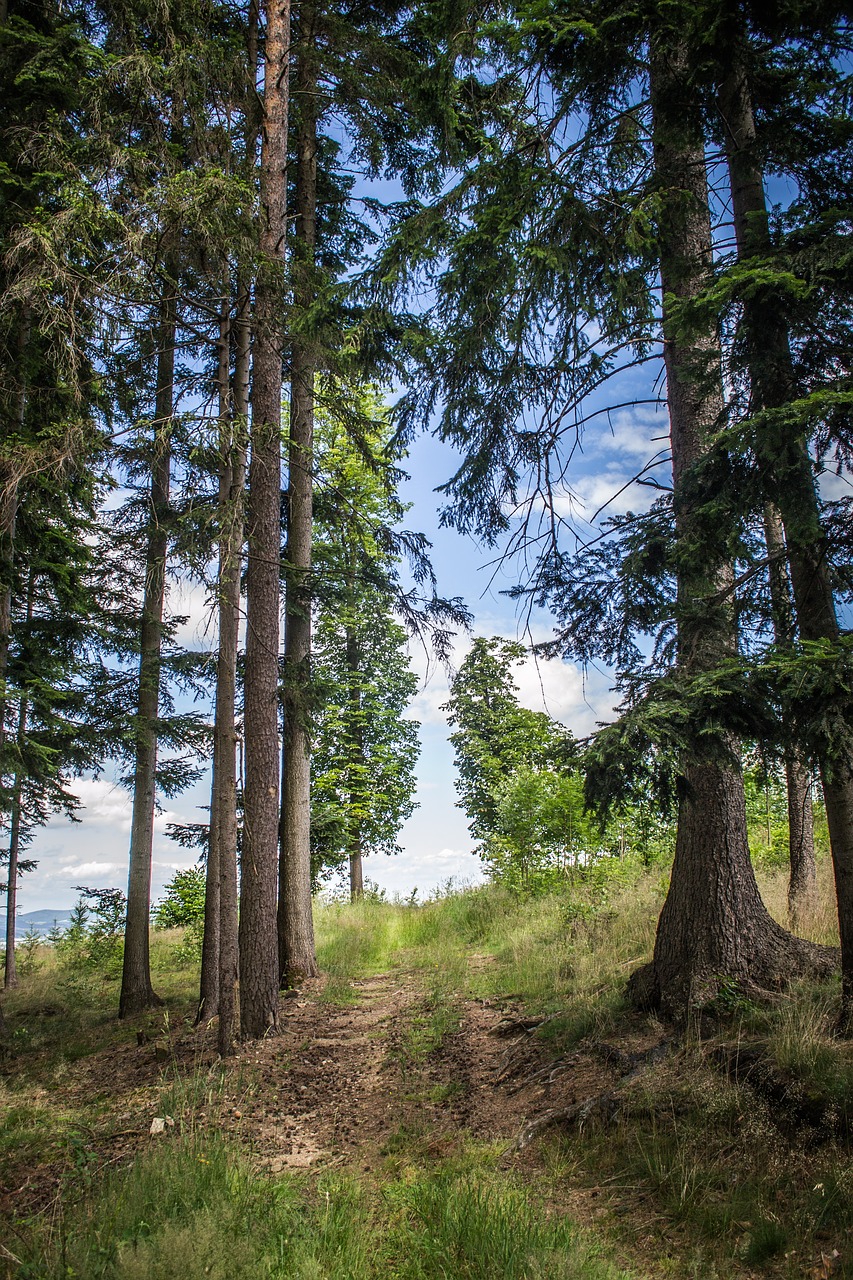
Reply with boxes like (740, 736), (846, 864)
(14, 1134), (635, 1280)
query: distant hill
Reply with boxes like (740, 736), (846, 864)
(0, 909), (75, 939)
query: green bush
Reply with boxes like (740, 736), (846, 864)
(154, 866), (207, 929)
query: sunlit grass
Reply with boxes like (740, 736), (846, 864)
(16, 1132), (635, 1280)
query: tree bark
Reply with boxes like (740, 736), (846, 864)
(629, 32), (834, 1019)
(216, 275), (250, 1056)
(346, 623), (364, 901)
(240, 0), (291, 1038)
(278, 2), (318, 983)
(118, 293), (175, 1019)
(217, 4), (258, 1056)
(719, 48), (853, 1022)
(3, 695), (27, 990)
(197, 297), (233, 1025)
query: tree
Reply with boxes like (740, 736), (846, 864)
(312, 594), (420, 898)
(711, 7), (853, 1021)
(444, 637), (576, 865)
(240, 0), (292, 1038)
(378, 0), (838, 1016)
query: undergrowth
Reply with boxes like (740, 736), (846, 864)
(3, 855), (853, 1278)
(13, 1134), (633, 1280)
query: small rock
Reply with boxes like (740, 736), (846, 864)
(149, 1116), (175, 1136)
(154, 1042), (169, 1062)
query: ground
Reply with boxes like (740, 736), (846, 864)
(2, 876), (852, 1278)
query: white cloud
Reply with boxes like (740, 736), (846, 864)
(55, 860), (122, 878)
(587, 406), (671, 465)
(169, 577), (217, 651)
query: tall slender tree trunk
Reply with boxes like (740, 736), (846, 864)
(217, 3), (258, 1055)
(629, 31), (833, 1018)
(217, 276), (250, 1055)
(119, 293), (175, 1019)
(346, 622), (364, 901)
(761, 502), (817, 921)
(4, 692), (28, 990)
(719, 49), (853, 1022)
(240, 0), (291, 1038)
(278, 2), (318, 983)
(198, 297), (232, 1024)
(0, 310), (28, 769)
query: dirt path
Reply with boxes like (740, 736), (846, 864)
(216, 971), (550, 1171)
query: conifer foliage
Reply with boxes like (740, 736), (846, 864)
(0, 0), (851, 1039)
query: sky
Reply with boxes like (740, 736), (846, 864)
(11, 392), (672, 917)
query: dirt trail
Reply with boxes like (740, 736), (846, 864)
(220, 971), (544, 1170)
(0, 960), (646, 1257)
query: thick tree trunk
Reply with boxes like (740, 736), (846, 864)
(719, 51), (852, 1021)
(278, 5), (318, 983)
(240, 0), (291, 1038)
(119, 295), (175, 1019)
(347, 624), (364, 901)
(629, 34), (834, 1019)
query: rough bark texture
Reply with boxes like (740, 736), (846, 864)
(630, 34), (835, 1020)
(719, 48), (852, 1023)
(240, 0), (290, 1038)
(118, 295), (175, 1019)
(278, 5), (318, 983)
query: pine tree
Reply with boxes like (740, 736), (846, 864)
(240, 0), (292, 1038)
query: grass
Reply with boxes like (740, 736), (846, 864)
(11, 1133), (634, 1280)
(4, 854), (853, 1278)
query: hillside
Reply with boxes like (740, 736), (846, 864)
(1, 861), (852, 1278)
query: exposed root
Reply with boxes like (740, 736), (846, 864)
(628, 937), (838, 1024)
(513, 1037), (674, 1151)
(488, 1011), (566, 1037)
(709, 1042), (850, 1140)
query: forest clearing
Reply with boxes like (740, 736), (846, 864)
(2, 862), (852, 1280)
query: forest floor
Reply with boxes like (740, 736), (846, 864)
(2, 869), (853, 1278)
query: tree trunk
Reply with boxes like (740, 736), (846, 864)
(217, 4), (258, 1056)
(240, 0), (291, 1038)
(215, 275), (250, 1055)
(761, 503), (817, 921)
(719, 49), (852, 1021)
(197, 297), (233, 1024)
(118, 293), (175, 1019)
(346, 623), (364, 901)
(629, 32), (834, 1019)
(0, 310), (28, 771)
(278, 3), (318, 983)
(3, 694), (28, 990)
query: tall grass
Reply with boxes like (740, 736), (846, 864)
(17, 1134), (635, 1280)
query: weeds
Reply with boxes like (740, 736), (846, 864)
(16, 1135), (634, 1280)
